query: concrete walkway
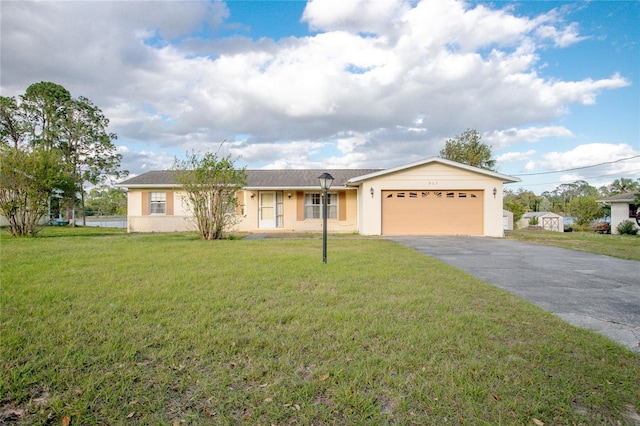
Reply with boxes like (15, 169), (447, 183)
(388, 236), (640, 353)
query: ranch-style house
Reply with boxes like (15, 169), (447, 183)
(116, 157), (520, 237)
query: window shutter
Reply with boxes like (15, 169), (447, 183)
(165, 191), (174, 215)
(338, 191), (346, 221)
(296, 191), (304, 221)
(142, 192), (149, 215)
(235, 191), (243, 215)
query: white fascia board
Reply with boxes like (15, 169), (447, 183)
(117, 184), (356, 191)
(346, 157), (521, 185)
(114, 184), (183, 189)
(243, 185), (353, 191)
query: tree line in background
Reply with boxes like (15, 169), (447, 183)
(0, 81), (127, 236)
(504, 178), (640, 227)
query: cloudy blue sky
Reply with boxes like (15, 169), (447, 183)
(2, 0), (638, 193)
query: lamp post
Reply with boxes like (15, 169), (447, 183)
(318, 172), (334, 264)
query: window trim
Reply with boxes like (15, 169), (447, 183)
(149, 191), (166, 215)
(304, 192), (338, 220)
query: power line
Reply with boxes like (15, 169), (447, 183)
(512, 155), (640, 176)
(515, 168), (640, 188)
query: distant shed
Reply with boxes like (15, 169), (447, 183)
(502, 209), (514, 231)
(518, 212), (564, 232)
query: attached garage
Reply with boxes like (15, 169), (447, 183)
(381, 189), (484, 235)
(347, 157), (520, 237)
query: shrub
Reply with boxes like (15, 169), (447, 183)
(616, 220), (638, 235)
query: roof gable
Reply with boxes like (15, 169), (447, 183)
(346, 157), (520, 184)
(523, 212), (562, 218)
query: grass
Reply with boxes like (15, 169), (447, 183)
(1, 227), (639, 425)
(505, 229), (640, 261)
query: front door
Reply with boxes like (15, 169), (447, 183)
(259, 192), (276, 228)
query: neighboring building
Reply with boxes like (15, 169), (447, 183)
(502, 209), (514, 231)
(597, 192), (639, 234)
(116, 157), (520, 237)
(518, 212), (564, 232)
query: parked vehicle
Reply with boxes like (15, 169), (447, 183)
(593, 222), (611, 234)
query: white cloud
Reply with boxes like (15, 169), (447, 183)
(231, 140), (326, 169)
(302, 0), (408, 35)
(496, 150), (537, 163)
(538, 143), (639, 170)
(485, 126), (574, 149)
(517, 144), (640, 187)
(535, 22), (590, 48)
(118, 146), (177, 175)
(557, 172), (584, 183)
(1, 0), (633, 177)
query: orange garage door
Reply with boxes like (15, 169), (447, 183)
(382, 190), (483, 235)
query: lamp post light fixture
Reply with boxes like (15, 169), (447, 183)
(318, 172), (334, 264)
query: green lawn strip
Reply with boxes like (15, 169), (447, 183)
(1, 231), (638, 425)
(505, 229), (640, 261)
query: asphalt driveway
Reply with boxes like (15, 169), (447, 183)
(388, 236), (640, 353)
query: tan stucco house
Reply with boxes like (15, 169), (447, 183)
(116, 157), (520, 237)
(597, 192), (639, 234)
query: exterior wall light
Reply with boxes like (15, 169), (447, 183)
(493, 187), (497, 198)
(370, 187), (374, 198)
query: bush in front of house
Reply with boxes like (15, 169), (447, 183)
(616, 220), (638, 235)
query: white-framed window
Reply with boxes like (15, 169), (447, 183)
(304, 193), (337, 219)
(149, 192), (166, 214)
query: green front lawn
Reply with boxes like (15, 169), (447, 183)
(1, 228), (639, 425)
(506, 229), (640, 261)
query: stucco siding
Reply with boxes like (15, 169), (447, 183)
(237, 189), (358, 233)
(611, 203), (638, 234)
(359, 163), (505, 237)
(126, 189), (358, 234)
(126, 189), (194, 232)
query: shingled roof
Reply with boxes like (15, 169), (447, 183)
(117, 169), (382, 189)
(597, 192), (639, 203)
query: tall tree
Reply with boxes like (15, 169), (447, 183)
(439, 128), (496, 170)
(0, 96), (27, 148)
(21, 82), (71, 150)
(85, 185), (127, 216)
(504, 188), (541, 212)
(173, 150), (247, 240)
(61, 96), (126, 224)
(1, 82), (126, 225)
(566, 196), (605, 226)
(548, 180), (598, 214)
(0, 146), (68, 236)
(608, 177), (640, 195)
